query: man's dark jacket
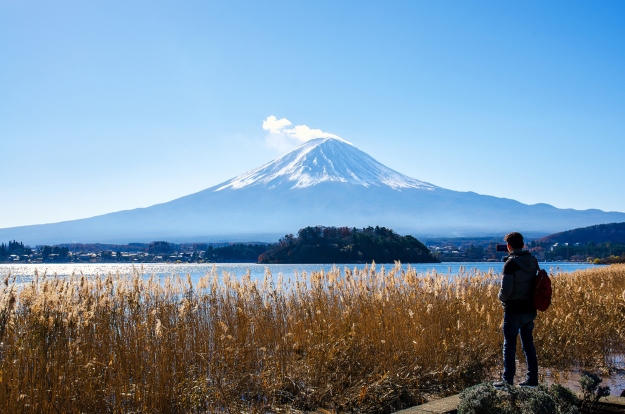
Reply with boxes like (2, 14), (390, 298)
(498, 250), (538, 314)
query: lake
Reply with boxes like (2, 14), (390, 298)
(0, 261), (602, 285)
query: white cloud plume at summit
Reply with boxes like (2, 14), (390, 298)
(262, 116), (348, 152)
(262, 116), (293, 134)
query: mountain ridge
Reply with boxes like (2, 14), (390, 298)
(2, 138), (625, 245)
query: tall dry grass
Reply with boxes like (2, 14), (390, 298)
(0, 263), (623, 413)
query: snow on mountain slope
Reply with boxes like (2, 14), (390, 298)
(216, 138), (437, 191)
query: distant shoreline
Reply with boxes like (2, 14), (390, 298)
(0, 258), (603, 265)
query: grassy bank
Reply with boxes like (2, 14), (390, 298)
(1, 264), (624, 413)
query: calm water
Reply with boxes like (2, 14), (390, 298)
(0, 261), (602, 285)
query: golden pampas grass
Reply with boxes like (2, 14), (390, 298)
(0, 264), (623, 412)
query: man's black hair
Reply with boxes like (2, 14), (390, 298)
(504, 232), (524, 250)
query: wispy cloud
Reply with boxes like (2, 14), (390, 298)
(262, 116), (347, 152)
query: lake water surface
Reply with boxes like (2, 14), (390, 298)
(0, 261), (602, 285)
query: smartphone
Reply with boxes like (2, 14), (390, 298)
(496, 244), (508, 252)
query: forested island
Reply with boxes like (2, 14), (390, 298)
(258, 226), (439, 264)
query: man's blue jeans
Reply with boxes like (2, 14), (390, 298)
(502, 311), (538, 385)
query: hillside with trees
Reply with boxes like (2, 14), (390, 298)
(258, 225), (439, 264)
(537, 222), (625, 244)
(528, 240), (625, 263)
(530, 222), (625, 263)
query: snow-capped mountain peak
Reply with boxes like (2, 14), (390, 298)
(215, 137), (437, 191)
(5, 138), (625, 245)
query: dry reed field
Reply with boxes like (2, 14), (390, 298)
(1, 263), (624, 413)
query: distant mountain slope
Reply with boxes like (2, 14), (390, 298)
(537, 222), (625, 244)
(2, 138), (625, 245)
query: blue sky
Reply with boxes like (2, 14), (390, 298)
(1, 1), (624, 229)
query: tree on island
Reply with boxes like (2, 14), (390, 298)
(258, 225), (439, 264)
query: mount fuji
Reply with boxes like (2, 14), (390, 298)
(3, 137), (625, 244)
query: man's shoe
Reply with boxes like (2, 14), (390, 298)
(519, 379), (538, 388)
(493, 381), (511, 389)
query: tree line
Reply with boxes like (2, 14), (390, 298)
(8, 229), (623, 264)
(0, 226), (439, 264)
(0, 240), (268, 263)
(0, 240), (32, 260)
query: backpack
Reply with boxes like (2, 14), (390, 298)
(534, 262), (552, 311)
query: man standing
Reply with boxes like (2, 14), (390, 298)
(494, 232), (539, 388)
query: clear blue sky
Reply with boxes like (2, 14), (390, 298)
(1, 1), (624, 229)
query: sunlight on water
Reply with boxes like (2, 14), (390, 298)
(0, 261), (602, 286)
